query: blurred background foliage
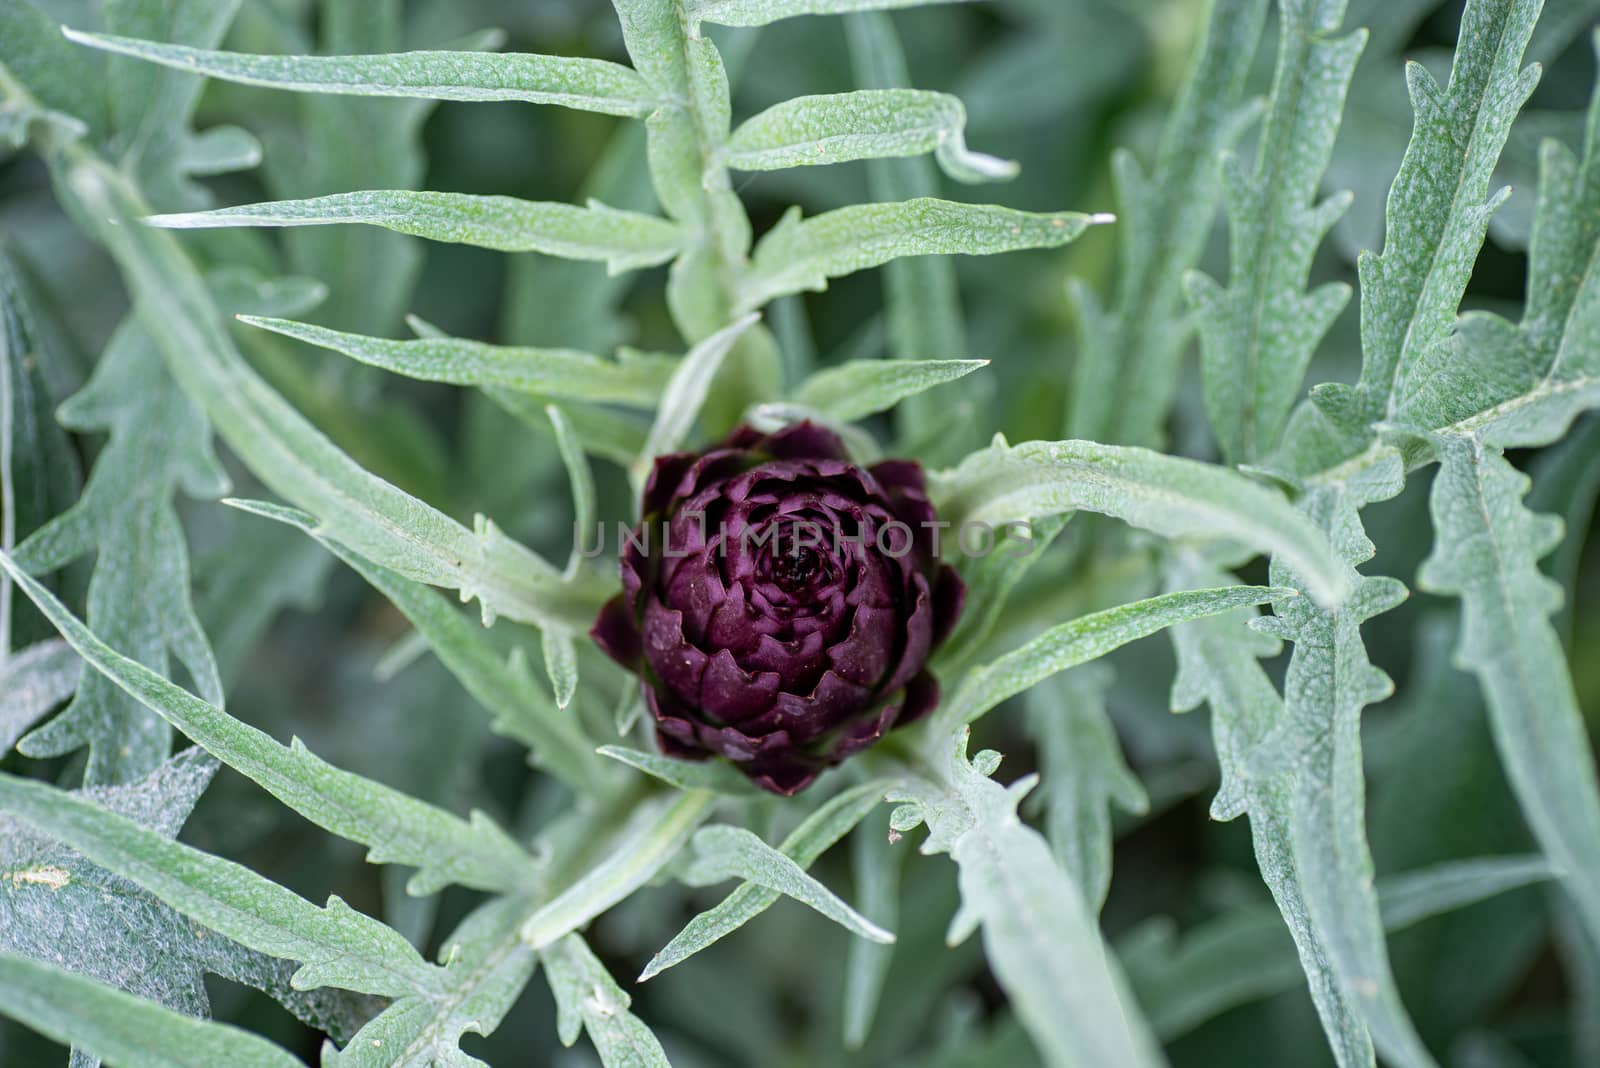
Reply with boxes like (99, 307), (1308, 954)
(1, 0), (1597, 1064)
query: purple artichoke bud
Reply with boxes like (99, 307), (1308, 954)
(592, 422), (965, 795)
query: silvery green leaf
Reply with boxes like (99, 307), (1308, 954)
(11, 318), (225, 785)
(238, 315), (674, 407)
(791, 359), (988, 423)
(1068, 0), (1269, 449)
(1418, 443), (1600, 946)
(0, 748), (367, 1047)
(1, 638), (79, 750)
(643, 780), (889, 980)
(688, 0), (976, 31)
(894, 729), (1165, 1067)
(1122, 855), (1555, 1041)
(740, 199), (1107, 312)
(50, 148), (603, 632)
(1187, 0), (1363, 463)
(722, 90), (1016, 183)
(225, 498), (605, 793)
(520, 790), (715, 948)
(151, 191), (689, 273)
(633, 313), (761, 486)
(675, 824), (894, 942)
(931, 435), (1352, 607)
(844, 12), (975, 461)
(0, 771), (439, 998)
(0, 552), (542, 898)
(0, 951), (303, 1068)
(325, 895), (538, 1068)
(62, 29), (661, 116)
(934, 585), (1289, 731)
(1025, 667), (1147, 915)
(541, 934), (670, 1066)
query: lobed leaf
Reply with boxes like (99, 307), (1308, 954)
(739, 199), (1107, 313)
(46, 145), (603, 632)
(1068, 0), (1269, 449)
(1187, 0), (1364, 463)
(542, 934), (670, 1066)
(63, 29), (661, 116)
(0, 772), (438, 999)
(722, 90), (1016, 183)
(891, 730), (1165, 1067)
(227, 499), (606, 794)
(0, 552), (542, 898)
(1418, 444), (1600, 946)
(151, 191), (689, 274)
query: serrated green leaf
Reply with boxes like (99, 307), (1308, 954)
(740, 199), (1106, 313)
(324, 894), (538, 1068)
(0, 770), (439, 998)
(63, 29), (661, 116)
(1188, 0), (1364, 463)
(934, 584), (1289, 732)
(892, 729), (1165, 1067)
(0, 951), (303, 1068)
(791, 359), (988, 423)
(640, 777), (889, 978)
(238, 315), (674, 407)
(1418, 443), (1600, 948)
(930, 437), (1353, 607)
(723, 90), (1015, 183)
(1068, 0), (1269, 449)
(151, 191), (689, 273)
(1, 551), (542, 897)
(42, 144), (604, 632)
(542, 934), (670, 1066)
(688, 0), (975, 31)
(11, 318), (225, 785)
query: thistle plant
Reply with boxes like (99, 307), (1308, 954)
(1, 0), (1597, 1066)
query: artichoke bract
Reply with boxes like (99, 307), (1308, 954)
(592, 423), (965, 795)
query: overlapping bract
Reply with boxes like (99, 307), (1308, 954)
(594, 423), (963, 794)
